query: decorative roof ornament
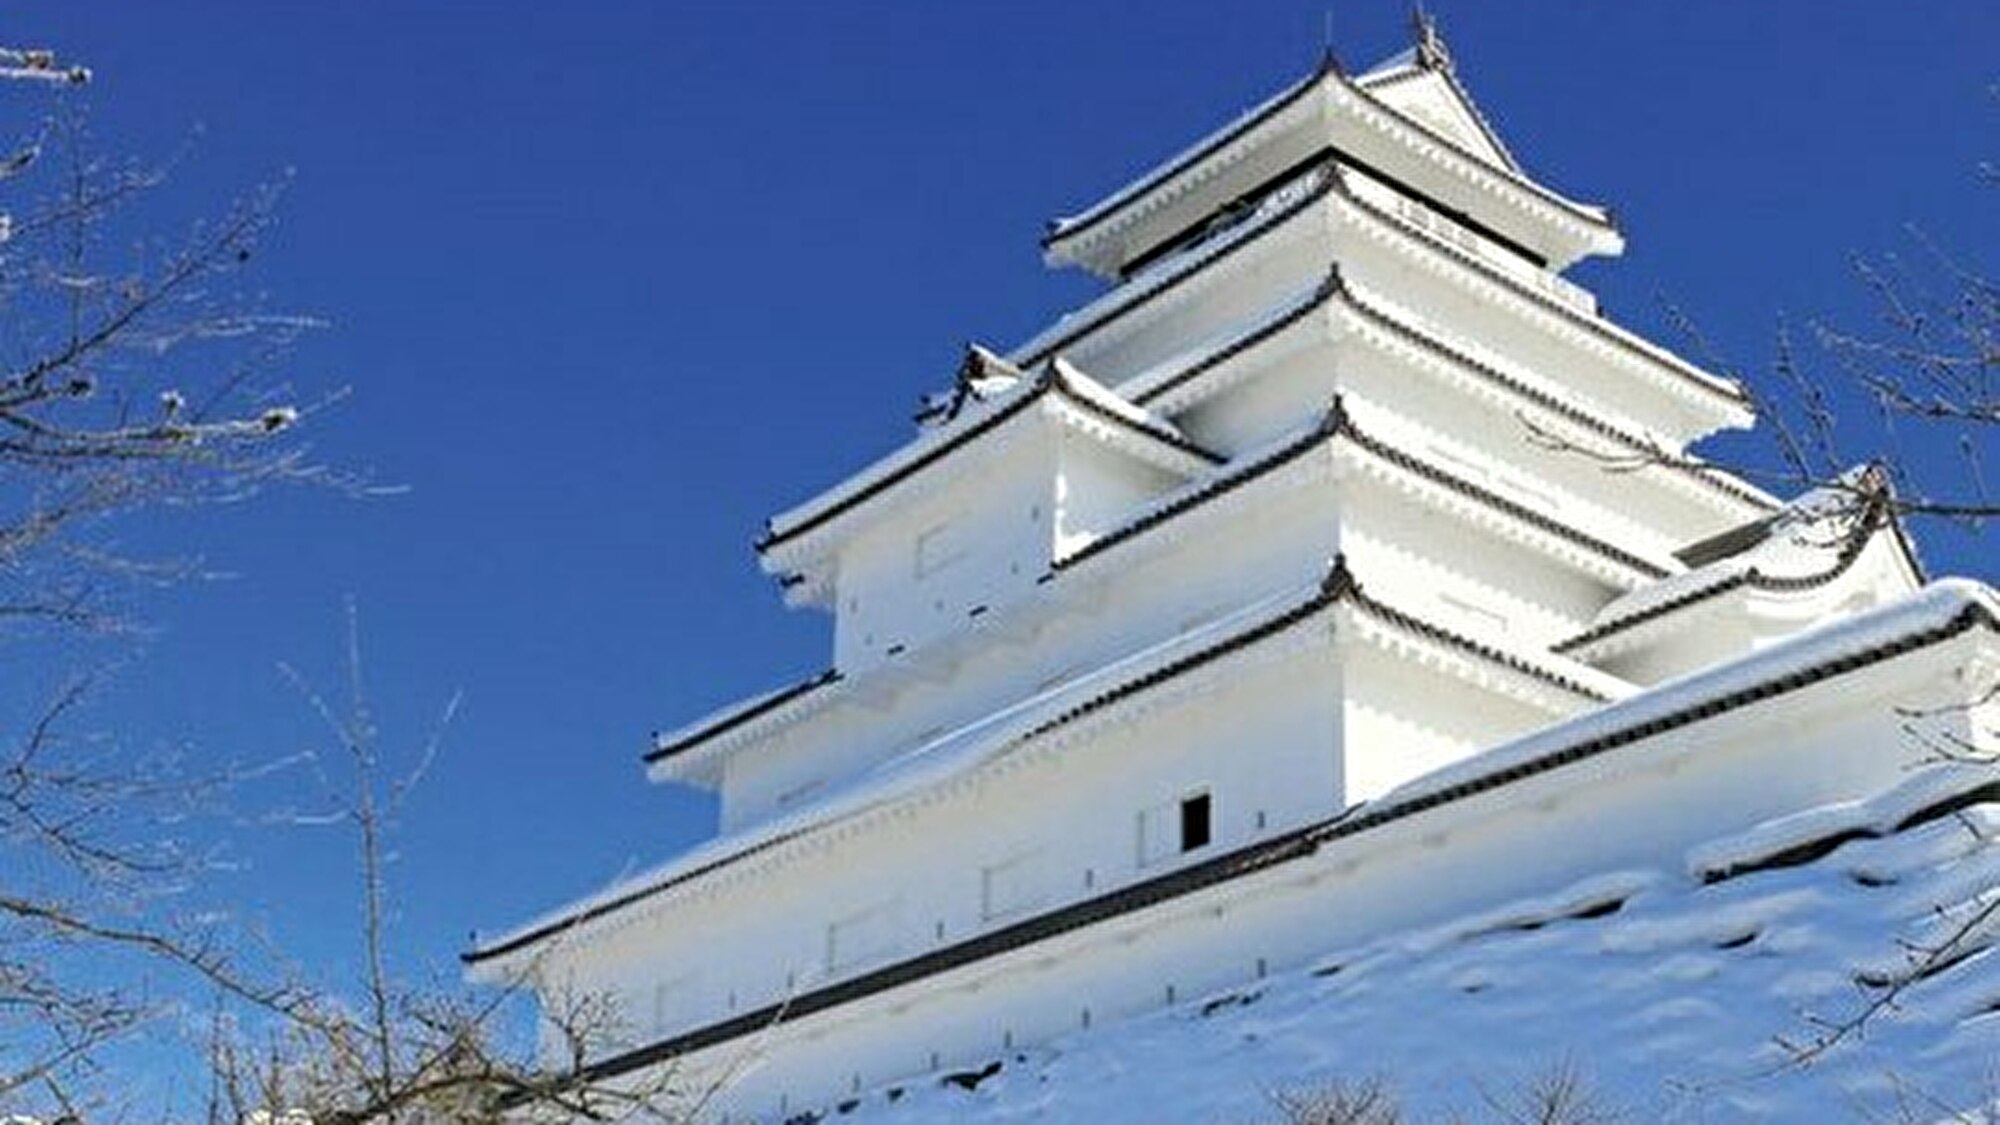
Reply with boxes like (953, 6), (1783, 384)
(1319, 552), (1359, 599)
(1315, 7), (1345, 78)
(1412, 4), (1455, 73)
(921, 343), (1026, 424)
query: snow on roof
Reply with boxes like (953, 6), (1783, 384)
(1115, 273), (1337, 408)
(468, 561), (1618, 966)
(484, 578), (2000, 1110)
(817, 777), (2000, 1122)
(646, 668), (840, 766)
(1016, 158), (1336, 369)
(1044, 64), (1328, 243)
(1019, 155), (1744, 424)
(914, 345), (1026, 427)
(1559, 470), (1911, 653)
(1685, 762), (2000, 883)
(1356, 47), (1420, 82)
(471, 580), (1332, 964)
(1103, 267), (1769, 519)
(1351, 35), (1524, 178)
(759, 362), (1215, 561)
(1045, 34), (1617, 271)
(1053, 400), (1675, 585)
(1389, 578), (2000, 816)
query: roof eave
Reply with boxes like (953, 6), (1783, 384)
(759, 378), (1215, 575)
(1043, 73), (1623, 279)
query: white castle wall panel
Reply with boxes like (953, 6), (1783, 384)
(831, 428), (1056, 674)
(1052, 432), (1183, 551)
(670, 637), (1990, 1119)
(595, 641), (1356, 1058)
(1329, 219), (1720, 446)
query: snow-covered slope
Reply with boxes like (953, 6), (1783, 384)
(786, 768), (2000, 1124)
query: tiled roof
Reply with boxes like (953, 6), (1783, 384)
(645, 670), (841, 765)
(468, 557), (1606, 967)
(1044, 54), (1614, 253)
(1020, 156), (1748, 413)
(1554, 487), (1902, 655)
(758, 366), (1219, 555)
(1057, 397), (1671, 581)
(1120, 267), (1769, 513)
(508, 589), (2000, 1089)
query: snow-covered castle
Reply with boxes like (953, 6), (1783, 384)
(466, 20), (1999, 1120)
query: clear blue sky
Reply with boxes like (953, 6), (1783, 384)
(5, 0), (1991, 1049)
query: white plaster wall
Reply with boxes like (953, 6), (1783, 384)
(1056, 211), (1330, 379)
(829, 427), (1054, 675)
(727, 463), (1595, 834)
(649, 635), (1992, 1120)
(1337, 344), (1746, 550)
(1326, 211), (1721, 446)
(1174, 327), (1749, 564)
(1599, 607), (1751, 687)
(1174, 342), (1333, 453)
(562, 641), (1351, 1053)
(1340, 643), (1555, 802)
(1064, 207), (1714, 452)
(1053, 433), (1182, 554)
(1096, 117), (1327, 280)
(721, 461), (1339, 831)
(1597, 537), (1925, 689)
(1342, 480), (1608, 645)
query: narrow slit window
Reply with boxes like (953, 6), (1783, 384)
(1180, 793), (1212, 852)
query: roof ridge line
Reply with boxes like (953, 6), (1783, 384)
(478, 588), (2000, 1077)
(1045, 54), (1616, 254)
(1325, 166), (1749, 409)
(761, 366), (1219, 557)
(479, 556), (1608, 966)
(1058, 395), (1669, 581)
(1555, 489), (1899, 654)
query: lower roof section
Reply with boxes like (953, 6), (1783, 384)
(485, 578), (2000, 1089)
(467, 556), (1621, 968)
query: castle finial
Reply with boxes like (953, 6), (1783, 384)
(1412, 4), (1453, 72)
(1320, 553), (1359, 599)
(954, 342), (984, 390)
(1316, 394), (1352, 437)
(1314, 8), (1345, 78)
(1315, 262), (1347, 300)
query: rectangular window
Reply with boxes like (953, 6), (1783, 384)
(1180, 793), (1212, 852)
(826, 901), (904, 973)
(914, 520), (966, 578)
(981, 850), (1047, 921)
(1138, 790), (1212, 866)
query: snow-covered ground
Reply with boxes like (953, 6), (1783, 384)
(781, 773), (2000, 1123)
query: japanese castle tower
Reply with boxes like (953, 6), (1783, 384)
(467, 20), (1998, 1120)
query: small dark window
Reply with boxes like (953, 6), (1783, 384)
(1180, 793), (1212, 852)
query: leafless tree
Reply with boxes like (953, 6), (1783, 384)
(1269, 1064), (1624, 1125)
(0, 48), (720, 1122)
(1472, 1061), (1621, 1125)
(1769, 684), (2000, 1069)
(1269, 1076), (1405, 1125)
(199, 605), (705, 1125)
(1530, 95), (1996, 547)
(0, 44), (341, 1116)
